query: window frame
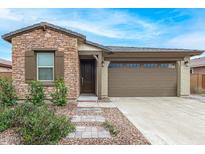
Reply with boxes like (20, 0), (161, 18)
(36, 52), (55, 82)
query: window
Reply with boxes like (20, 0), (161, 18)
(37, 52), (54, 81)
(127, 63), (141, 68)
(159, 63), (175, 68)
(109, 63), (140, 68)
(143, 63), (158, 68)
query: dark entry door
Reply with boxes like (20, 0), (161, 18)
(80, 60), (95, 93)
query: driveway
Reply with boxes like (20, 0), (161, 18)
(111, 97), (205, 145)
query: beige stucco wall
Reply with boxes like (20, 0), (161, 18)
(78, 43), (102, 51)
(179, 58), (190, 96)
(101, 61), (110, 98)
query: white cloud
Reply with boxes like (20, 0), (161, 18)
(60, 11), (161, 40)
(0, 9), (162, 40)
(0, 8), (23, 21)
(166, 31), (205, 50)
(55, 20), (121, 38)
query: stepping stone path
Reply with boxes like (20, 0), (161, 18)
(71, 115), (105, 123)
(67, 126), (111, 138)
(76, 107), (102, 113)
(67, 103), (111, 139)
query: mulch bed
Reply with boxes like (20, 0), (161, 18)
(0, 102), (150, 145)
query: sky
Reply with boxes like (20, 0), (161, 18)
(0, 8), (205, 60)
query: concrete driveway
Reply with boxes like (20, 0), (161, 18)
(111, 97), (205, 145)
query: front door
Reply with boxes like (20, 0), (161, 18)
(80, 60), (95, 93)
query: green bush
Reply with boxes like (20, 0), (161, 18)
(14, 103), (75, 145)
(50, 79), (68, 106)
(0, 78), (17, 107)
(26, 81), (45, 106)
(102, 121), (119, 137)
(0, 108), (16, 132)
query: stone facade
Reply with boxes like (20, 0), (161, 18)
(12, 28), (80, 99)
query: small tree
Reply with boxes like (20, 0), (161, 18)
(0, 78), (17, 107)
(50, 79), (68, 106)
(26, 81), (45, 106)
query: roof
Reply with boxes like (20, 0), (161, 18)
(1, 22), (204, 56)
(0, 58), (12, 68)
(106, 46), (204, 54)
(86, 40), (110, 51)
(2, 22), (86, 42)
(190, 57), (205, 68)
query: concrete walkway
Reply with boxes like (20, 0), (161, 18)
(111, 97), (205, 145)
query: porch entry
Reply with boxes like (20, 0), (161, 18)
(80, 60), (95, 93)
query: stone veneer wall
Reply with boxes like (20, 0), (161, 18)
(12, 28), (80, 99)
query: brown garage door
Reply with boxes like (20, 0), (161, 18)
(108, 62), (177, 97)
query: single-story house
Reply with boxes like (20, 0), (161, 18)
(0, 58), (12, 79)
(190, 57), (205, 74)
(1, 22), (203, 100)
(190, 57), (205, 93)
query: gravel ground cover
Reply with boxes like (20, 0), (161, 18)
(0, 102), (150, 145)
(0, 128), (21, 145)
(60, 107), (150, 145)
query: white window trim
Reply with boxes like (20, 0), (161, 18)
(36, 52), (54, 81)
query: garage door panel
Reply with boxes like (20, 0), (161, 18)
(108, 62), (177, 97)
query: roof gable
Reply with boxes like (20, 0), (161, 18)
(2, 22), (86, 42)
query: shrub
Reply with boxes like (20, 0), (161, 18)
(26, 81), (45, 106)
(50, 79), (68, 106)
(0, 78), (17, 107)
(14, 103), (75, 145)
(0, 108), (16, 132)
(102, 121), (119, 137)
(13, 103), (39, 127)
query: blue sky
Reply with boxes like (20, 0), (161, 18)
(0, 8), (205, 60)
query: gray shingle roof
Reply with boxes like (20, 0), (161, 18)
(86, 40), (110, 51)
(2, 22), (86, 42)
(106, 46), (203, 53)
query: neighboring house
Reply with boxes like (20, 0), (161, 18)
(190, 57), (205, 93)
(1, 22), (203, 100)
(0, 58), (12, 79)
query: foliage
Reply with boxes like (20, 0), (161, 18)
(26, 81), (45, 106)
(0, 108), (16, 132)
(14, 103), (75, 145)
(0, 79), (75, 144)
(102, 121), (119, 137)
(50, 79), (68, 106)
(0, 78), (17, 107)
